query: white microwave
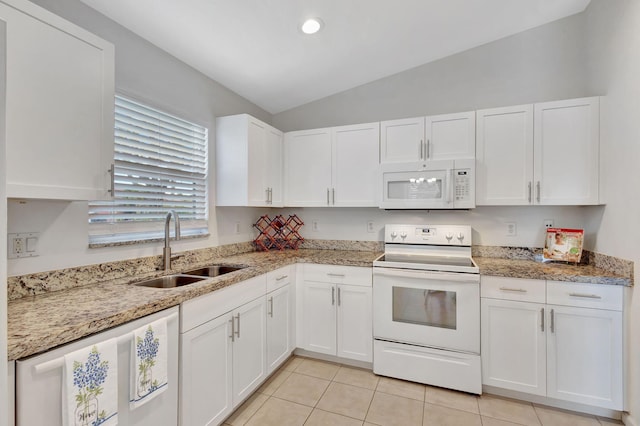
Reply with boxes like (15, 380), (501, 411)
(379, 159), (475, 209)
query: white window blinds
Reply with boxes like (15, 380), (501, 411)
(89, 95), (209, 244)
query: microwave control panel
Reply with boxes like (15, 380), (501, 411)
(455, 170), (471, 202)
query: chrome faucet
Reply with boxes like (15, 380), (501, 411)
(163, 210), (181, 270)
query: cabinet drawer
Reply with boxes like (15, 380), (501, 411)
(547, 281), (623, 311)
(481, 276), (545, 303)
(267, 265), (294, 293)
(303, 264), (372, 287)
(181, 275), (267, 332)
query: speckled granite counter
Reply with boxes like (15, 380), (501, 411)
(7, 244), (632, 361)
(7, 249), (381, 361)
(475, 257), (631, 286)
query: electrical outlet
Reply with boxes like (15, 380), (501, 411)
(367, 220), (375, 233)
(312, 221), (319, 232)
(506, 222), (517, 236)
(8, 232), (40, 259)
(544, 219), (554, 229)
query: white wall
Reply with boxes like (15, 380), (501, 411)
(0, 18), (8, 426)
(273, 13), (590, 131)
(6, 0), (273, 276)
(283, 206), (598, 249)
(584, 1), (640, 424)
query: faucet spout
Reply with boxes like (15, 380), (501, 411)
(163, 210), (181, 270)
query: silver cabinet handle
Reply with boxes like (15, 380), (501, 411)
(327, 273), (345, 277)
(536, 181), (541, 203)
(332, 188), (335, 205)
(235, 313), (241, 338)
(108, 163), (115, 195)
(276, 275), (288, 281)
(540, 308), (545, 332)
(419, 140), (423, 160)
(550, 309), (555, 333)
(327, 188), (330, 205)
(266, 188), (270, 203)
(269, 187), (273, 203)
(426, 139), (430, 159)
(569, 293), (602, 299)
(499, 287), (527, 293)
(268, 297), (274, 317)
(528, 182), (532, 203)
(337, 287), (341, 306)
(331, 287), (335, 305)
(229, 317), (235, 342)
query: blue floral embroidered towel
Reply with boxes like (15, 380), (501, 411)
(130, 317), (168, 408)
(63, 338), (118, 426)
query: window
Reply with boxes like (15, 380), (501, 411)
(89, 95), (208, 245)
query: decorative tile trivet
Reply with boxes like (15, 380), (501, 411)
(253, 214), (304, 251)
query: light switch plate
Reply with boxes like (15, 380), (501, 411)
(8, 232), (40, 258)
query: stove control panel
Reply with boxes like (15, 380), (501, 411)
(384, 224), (472, 246)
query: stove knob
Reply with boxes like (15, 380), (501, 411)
(457, 232), (465, 242)
(445, 233), (453, 242)
(390, 231), (397, 239)
(400, 232), (407, 240)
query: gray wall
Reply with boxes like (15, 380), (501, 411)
(584, 1), (640, 423)
(273, 13), (589, 131)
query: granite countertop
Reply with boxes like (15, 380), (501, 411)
(8, 248), (631, 361)
(8, 249), (380, 361)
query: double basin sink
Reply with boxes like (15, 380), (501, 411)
(134, 265), (246, 289)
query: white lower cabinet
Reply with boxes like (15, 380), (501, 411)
(481, 277), (623, 410)
(15, 307), (180, 426)
(297, 264), (372, 363)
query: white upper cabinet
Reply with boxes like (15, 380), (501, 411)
(2, 0), (115, 200)
(476, 104), (534, 205)
(534, 97), (600, 205)
(284, 122), (379, 207)
(332, 122), (380, 206)
(216, 114), (283, 207)
(477, 97), (600, 206)
(380, 117), (425, 163)
(284, 128), (333, 206)
(380, 112), (475, 163)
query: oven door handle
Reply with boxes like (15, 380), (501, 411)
(373, 267), (479, 283)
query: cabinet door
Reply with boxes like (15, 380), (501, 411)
(299, 281), (336, 355)
(481, 298), (546, 396)
(534, 97), (600, 205)
(284, 128), (332, 206)
(232, 297), (267, 405)
(180, 314), (232, 426)
(337, 285), (372, 362)
(247, 117), (269, 206)
(425, 111), (475, 160)
(8, 361), (15, 426)
(476, 105), (534, 205)
(332, 122), (380, 207)
(2, 1), (114, 200)
(547, 305), (622, 409)
(380, 117), (425, 163)
(266, 126), (284, 207)
(266, 285), (292, 373)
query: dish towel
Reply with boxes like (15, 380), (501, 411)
(130, 317), (168, 408)
(63, 338), (118, 426)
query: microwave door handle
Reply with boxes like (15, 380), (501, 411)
(447, 169), (454, 205)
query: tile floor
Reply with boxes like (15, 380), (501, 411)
(223, 356), (623, 426)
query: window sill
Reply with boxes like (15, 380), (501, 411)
(89, 232), (210, 249)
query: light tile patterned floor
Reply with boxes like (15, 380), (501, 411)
(224, 356), (623, 426)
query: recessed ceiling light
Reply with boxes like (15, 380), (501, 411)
(301, 18), (323, 35)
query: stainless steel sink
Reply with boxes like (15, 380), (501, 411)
(133, 274), (206, 289)
(183, 265), (246, 277)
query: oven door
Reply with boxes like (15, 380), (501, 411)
(373, 267), (479, 354)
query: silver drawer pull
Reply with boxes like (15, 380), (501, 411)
(499, 287), (527, 293)
(540, 308), (545, 332)
(275, 275), (288, 281)
(327, 273), (345, 277)
(569, 293), (602, 299)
